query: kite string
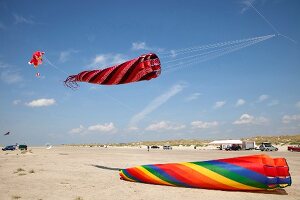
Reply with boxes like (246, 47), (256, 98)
(159, 34), (274, 58)
(172, 36), (269, 68)
(163, 35), (274, 73)
(43, 56), (69, 75)
(248, 2), (280, 35)
(164, 37), (262, 69)
(249, 2), (297, 44)
(162, 35), (274, 65)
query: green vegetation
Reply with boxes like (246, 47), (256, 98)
(110, 139), (211, 147)
(242, 134), (300, 145)
(63, 134), (300, 147)
(16, 168), (25, 172)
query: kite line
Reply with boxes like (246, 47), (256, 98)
(159, 34), (275, 72)
(248, 1), (297, 44)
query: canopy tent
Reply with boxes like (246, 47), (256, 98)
(209, 140), (243, 145)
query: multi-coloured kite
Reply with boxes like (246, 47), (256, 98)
(119, 154), (291, 191)
(28, 51), (45, 77)
(64, 53), (161, 88)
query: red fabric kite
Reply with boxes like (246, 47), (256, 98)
(28, 51), (45, 68)
(64, 53), (161, 88)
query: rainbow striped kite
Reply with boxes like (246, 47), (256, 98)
(119, 154), (291, 191)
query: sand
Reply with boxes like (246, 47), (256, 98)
(0, 146), (299, 200)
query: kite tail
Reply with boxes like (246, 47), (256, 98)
(64, 75), (79, 89)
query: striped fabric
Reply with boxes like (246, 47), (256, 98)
(119, 154), (291, 191)
(64, 53), (161, 88)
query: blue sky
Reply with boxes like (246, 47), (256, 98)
(1, 0), (300, 145)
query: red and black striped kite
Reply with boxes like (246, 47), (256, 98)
(64, 53), (161, 88)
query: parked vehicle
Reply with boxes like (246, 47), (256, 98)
(18, 145), (27, 150)
(225, 144), (241, 151)
(163, 145), (172, 150)
(287, 145), (300, 152)
(242, 141), (255, 150)
(151, 145), (160, 149)
(259, 142), (278, 151)
(2, 145), (16, 151)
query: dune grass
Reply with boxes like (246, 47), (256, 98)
(14, 168), (25, 174)
(63, 134), (300, 147)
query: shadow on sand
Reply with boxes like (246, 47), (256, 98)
(90, 164), (120, 171)
(246, 189), (288, 195)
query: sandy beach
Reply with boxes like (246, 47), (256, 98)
(0, 146), (299, 200)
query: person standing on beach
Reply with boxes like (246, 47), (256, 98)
(147, 146), (149, 152)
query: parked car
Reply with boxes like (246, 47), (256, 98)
(151, 145), (160, 149)
(2, 145), (16, 151)
(163, 145), (172, 150)
(287, 145), (300, 152)
(259, 142), (278, 151)
(18, 145), (28, 150)
(225, 144), (241, 151)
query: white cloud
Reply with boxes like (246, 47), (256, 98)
(59, 50), (78, 63)
(0, 70), (22, 84)
(233, 114), (254, 124)
(145, 121), (186, 131)
(90, 53), (127, 68)
(282, 114), (300, 124)
(268, 100), (279, 107)
(235, 99), (246, 107)
(213, 101), (226, 109)
(26, 98), (56, 107)
(13, 100), (21, 105)
(130, 83), (186, 126)
(128, 126), (139, 131)
(191, 120), (218, 129)
(13, 13), (35, 24)
(240, 0), (255, 14)
(170, 50), (177, 58)
(296, 101), (300, 109)
(69, 125), (85, 134)
(69, 123), (116, 134)
(131, 41), (163, 52)
(233, 113), (268, 125)
(257, 94), (269, 102)
(88, 122), (116, 133)
(0, 61), (11, 69)
(132, 42), (149, 51)
(185, 92), (201, 101)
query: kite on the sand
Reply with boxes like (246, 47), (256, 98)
(119, 154), (291, 191)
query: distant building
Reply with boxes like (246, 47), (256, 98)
(209, 140), (242, 150)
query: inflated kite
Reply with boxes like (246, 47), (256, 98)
(120, 154), (291, 191)
(28, 51), (45, 68)
(64, 53), (161, 88)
